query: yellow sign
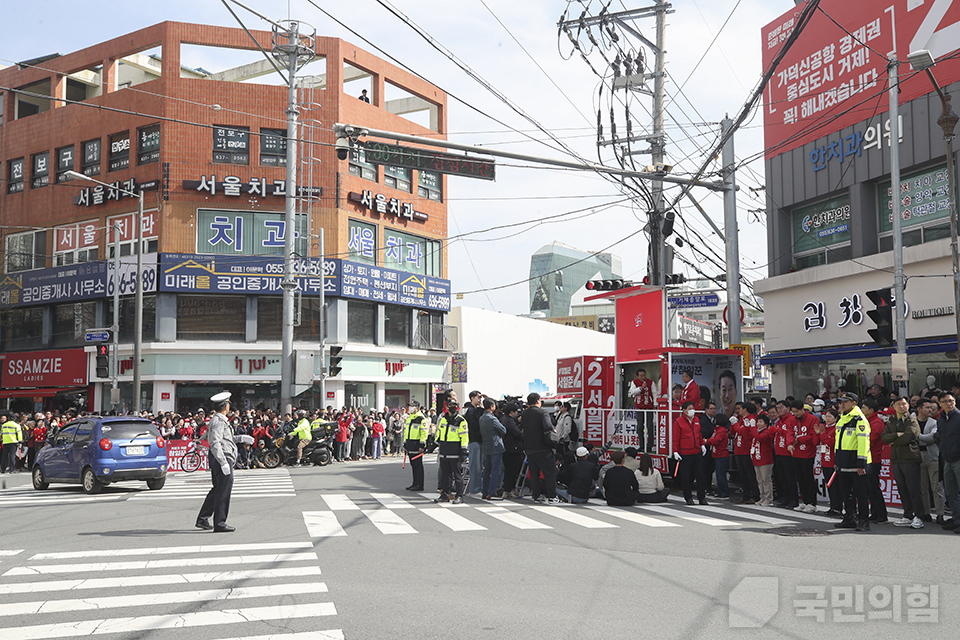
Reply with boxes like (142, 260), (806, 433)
(546, 315), (599, 331)
(729, 343), (751, 376)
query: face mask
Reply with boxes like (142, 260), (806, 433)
(685, 409), (695, 418)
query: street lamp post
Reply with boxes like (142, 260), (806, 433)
(65, 171), (144, 414)
(908, 50), (960, 359)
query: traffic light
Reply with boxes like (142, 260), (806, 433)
(328, 346), (343, 377)
(585, 279), (628, 291)
(95, 344), (110, 378)
(866, 288), (894, 348)
(664, 274), (686, 285)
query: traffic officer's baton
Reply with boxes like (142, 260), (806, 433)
(826, 469), (837, 488)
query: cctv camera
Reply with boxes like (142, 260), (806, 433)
(335, 137), (350, 161)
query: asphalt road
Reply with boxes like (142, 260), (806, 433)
(0, 455), (956, 639)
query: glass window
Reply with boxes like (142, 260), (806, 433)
(213, 126), (250, 165)
(54, 221), (99, 266)
(349, 147), (377, 182)
(347, 219), (378, 265)
(31, 152), (49, 189)
(53, 426), (77, 447)
(260, 128), (287, 166)
(384, 304), (409, 347)
(7, 157), (24, 193)
(177, 295), (245, 341)
(418, 170), (442, 201)
(1, 306), (44, 350)
(924, 223), (951, 243)
(108, 131), (130, 172)
(344, 382), (376, 412)
(383, 228), (441, 276)
(107, 296), (157, 343)
(384, 165), (411, 192)
(879, 229), (923, 252)
(52, 301), (97, 348)
(73, 422), (93, 445)
(4, 229), (46, 272)
(138, 124), (160, 165)
(56, 146), (75, 183)
(348, 300), (376, 344)
(256, 297), (321, 342)
(81, 139), (101, 176)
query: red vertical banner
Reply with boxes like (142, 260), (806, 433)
(583, 357), (606, 445)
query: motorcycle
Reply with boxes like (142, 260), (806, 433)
(274, 425), (334, 467)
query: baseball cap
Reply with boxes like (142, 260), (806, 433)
(812, 399), (825, 407)
(576, 446), (589, 458)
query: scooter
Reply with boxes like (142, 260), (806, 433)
(275, 425), (334, 467)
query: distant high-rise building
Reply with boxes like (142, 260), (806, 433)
(528, 242), (622, 317)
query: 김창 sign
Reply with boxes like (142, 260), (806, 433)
(762, 0), (960, 159)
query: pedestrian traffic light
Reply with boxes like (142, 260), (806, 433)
(328, 346), (343, 377)
(866, 288), (894, 348)
(664, 274), (686, 285)
(585, 279), (628, 291)
(95, 344), (110, 378)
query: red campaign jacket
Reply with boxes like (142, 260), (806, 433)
(817, 424), (836, 467)
(792, 411), (819, 458)
(749, 424), (775, 466)
(868, 413), (889, 462)
(672, 414), (704, 455)
(732, 416), (755, 456)
(705, 425), (729, 458)
(680, 380), (701, 411)
(336, 415), (353, 443)
(371, 421), (385, 437)
(773, 415), (796, 456)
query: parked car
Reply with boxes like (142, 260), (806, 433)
(33, 416), (167, 494)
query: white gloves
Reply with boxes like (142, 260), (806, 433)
(672, 452), (682, 461)
(222, 463), (232, 476)
(701, 445), (707, 455)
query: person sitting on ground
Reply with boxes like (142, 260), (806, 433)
(603, 450), (640, 506)
(623, 446), (641, 471)
(557, 446), (600, 503)
(635, 453), (669, 503)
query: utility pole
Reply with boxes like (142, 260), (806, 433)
(650, 0), (667, 286)
(888, 58), (908, 387)
(721, 116), (741, 345)
(273, 21), (315, 415)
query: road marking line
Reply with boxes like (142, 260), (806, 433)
(420, 508), (487, 531)
(209, 633), (344, 640)
(361, 509), (417, 534)
(130, 494), (297, 500)
(0, 581), (329, 616)
(417, 492), (469, 506)
(321, 494), (361, 511)
(686, 504), (798, 526)
(0, 550), (23, 557)
(738, 503), (840, 523)
(0, 601), (337, 640)
(527, 505), (619, 528)
(475, 506), (552, 529)
(4, 552), (318, 576)
(584, 505), (682, 527)
(303, 512), (347, 537)
(0, 567), (323, 595)
(31, 542), (313, 560)
(635, 505), (738, 526)
(371, 493), (416, 509)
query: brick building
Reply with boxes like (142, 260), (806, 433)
(0, 21), (454, 414)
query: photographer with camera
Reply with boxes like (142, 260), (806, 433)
(521, 393), (563, 505)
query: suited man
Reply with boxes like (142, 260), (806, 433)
(699, 401), (718, 494)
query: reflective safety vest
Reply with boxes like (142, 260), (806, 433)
(835, 406), (872, 470)
(404, 412), (427, 447)
(2, 420), (22, 445)
(292, 418), (312, 441)
(435, 414), (468, 457)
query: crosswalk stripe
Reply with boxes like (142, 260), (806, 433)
(210, 633), (344, 640)
(475, 506), (552, 530)
(303, 512), (347, 538)
(417, 492), (469, 506)
(0, 601), (337, 640)
(0, 496), (126, 505)
(371, 493), (415, 509)
(584, 505), (681, 527)
(0, 567), (323, 595)
(321, 494), (361, 511)
(528, 505), (619, 529)
(131, 494), (297, 500)
(30, 542), (312, 560)
(361, 509), (417, 534)
(739, 503), (840, 523)
(0, 581), (329, 616)
(687, 504), (798, 526)
(636, 505), (739, 526)
(3, 552), (318, 576)
(420, 508), (487, 531)
(0, 550), (23, 557)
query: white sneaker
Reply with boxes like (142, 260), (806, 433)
(911, 517), (924, 529)
(545, 497), (565, 505)
(793, 504), (806, 512)
(803, 504), (817, 514)
(534, 495), (547, 503)
(893, 517), (913, 527)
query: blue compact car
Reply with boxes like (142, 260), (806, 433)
(33, 416), (167, 494)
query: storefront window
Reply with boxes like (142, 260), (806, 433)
(384, 304), (409, 347)
(177, 295), (245, 341)
(348, 300), (376, 344)
(787, 355), (959, 400)
(1, 306), (43, 350)
(344, 382), (376, 412)
(791, 195), (851, 272)
(52, 301), (97, 347)
(258, 296), (323, 341)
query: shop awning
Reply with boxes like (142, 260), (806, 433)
(759, 338), (958, 365)
(0, 389), (59, 398)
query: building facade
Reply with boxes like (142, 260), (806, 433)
(529, 242), (622, 317)
(754, 1), (960, 399)
(0, 22), (454, 414)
